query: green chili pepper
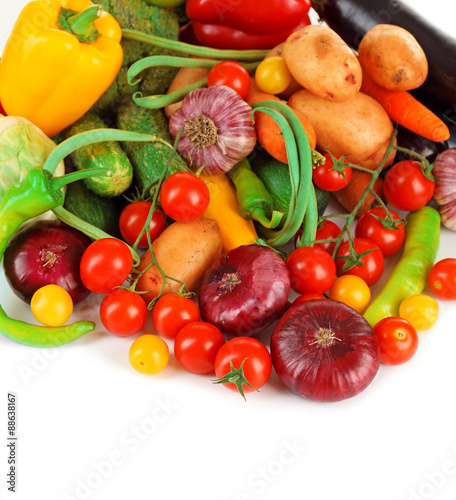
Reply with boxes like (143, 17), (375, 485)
(0, 128), (161, 346)
(0, 167), (104, 347)
(228, 158), (283, 229)
(364, 206), (441, 327)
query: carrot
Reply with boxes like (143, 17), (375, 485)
(360, 69), (450, 142)
(245, 80), (317, 163)
(332, 170), (384, 216)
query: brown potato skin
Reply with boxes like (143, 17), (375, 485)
(358, 24), (428, 91)
(164, 66), (210, 118)
(283, 25), (362, 102)
(288, 89), (396, 170)
(136, 218), (222, 304)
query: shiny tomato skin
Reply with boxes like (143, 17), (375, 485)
(207, 61), (251, 99)
(160, 172), (210, 222)
(293, 293), (327, 304)
(312, 154), (352, 192)
(427, 258), (456, 300)
(355, 207), (405, 258)
(119, 202), (167, 248)
(314, 220), (342, 255)
(373, 317), (419, 365)
(174, 321), (226, 374)
(286, 246), (336, 295)
(383, 160), (435, 211)
(100, 289), (148, 336)
(214, 337), (272, 393)
(399, 294), (439, 331)
(31, 284), (73, 327)
(255, 56), (292, 95)
(79, 238), (133, 294)
(335, 238), (385, 287)
(152, 294), (201, 340)
(329, 275), (371, 314)
(129, 334), (169, 375)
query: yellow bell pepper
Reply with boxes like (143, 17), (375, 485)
(200, 172), (259, 253)
(0, 0), (123, 137)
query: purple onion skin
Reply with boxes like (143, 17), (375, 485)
(433, 148), (456, 231)
(271, 300), (380, 402)
(169, 85), (257, 175)
(3, 220), (92, 304)
(198, 245), (290, 338)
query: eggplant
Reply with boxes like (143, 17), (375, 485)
(311, 0), (456, 113)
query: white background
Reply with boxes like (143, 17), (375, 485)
(1, 1), (456, 500)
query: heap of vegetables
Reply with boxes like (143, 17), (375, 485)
(1, 0), (456, 403)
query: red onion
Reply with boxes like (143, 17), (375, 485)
(433, 148), (456, 231)
(271, 300), (380, 402)
(198, 244), (290, 337)
(169, 85), (257, 175)
(3, 220), (91, 304)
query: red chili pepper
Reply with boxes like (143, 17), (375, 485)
(186, 0), (312, 50)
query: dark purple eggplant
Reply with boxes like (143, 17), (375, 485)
(395, 126), (448, 164)
(311, 0), (456, 114)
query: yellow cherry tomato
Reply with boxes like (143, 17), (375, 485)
(255, 56), (292, 95)
(329, 275), (371, 313)
(399, 294), (439, 331)
(129, 334), (170, 375)
(31, 284), (73, 327)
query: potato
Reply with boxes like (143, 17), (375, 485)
(358, 24), (428, 91)
(136, 218), (222, 304)
(164, 66), (210, 118)
(288, 89), (396, 170)
(283, 25), (362, 102)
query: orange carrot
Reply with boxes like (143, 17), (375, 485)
(245, 80), (317, 163)
(360, 69), (450, 142)
(332, 170), (384, 216)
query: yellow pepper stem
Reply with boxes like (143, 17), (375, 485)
(58, 4), (102, 43)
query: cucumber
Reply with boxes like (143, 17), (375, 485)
(63, 181), (123, 237)
(62, 111), (134, 197)
(251, 150), (330, 227)
(116, 98), (187, 197)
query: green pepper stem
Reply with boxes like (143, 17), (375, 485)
(121, 29), (269, 61)
(44, 129), (160, 175)
(50, 167), (107, 192)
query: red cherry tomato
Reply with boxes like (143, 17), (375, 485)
(427, 258), (456, 300)
(286, 246), (336, 295)
(160, 172), (210, 222)
(335, 238), (385, 287)
(374, 317), (419, 365)
(293, 293), (327, 304)
(119, 202), (167, 248)
(100, 289), (148, 336)
(355, 207), (405, 258)
(174, 321), (226, 374)
(207, 60), (251, 99)
(214, 337), (272, 396)
(383, 160), (435, 211)
(79, 238), (133, 294)
(312, 154), (352, 192)
(152, 294), (201, 340)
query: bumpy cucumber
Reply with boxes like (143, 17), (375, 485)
(63, 181), (122, 237)
(116, 98), (187, 197)
(62, 111), (134, 197)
